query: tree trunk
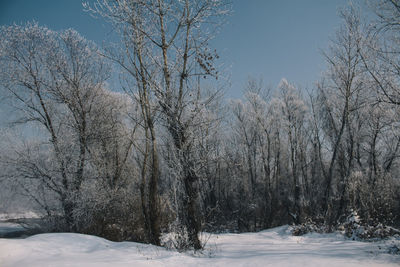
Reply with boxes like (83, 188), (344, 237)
(148, 127), (161, 246)
(183, 167), (202, 250)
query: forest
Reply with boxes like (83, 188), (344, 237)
(0, 0), (399, 251)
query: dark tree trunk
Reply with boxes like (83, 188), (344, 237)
(148, 134), (161, 246)
(183, 167), (202, 249)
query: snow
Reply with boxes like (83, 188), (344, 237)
(0, 226), (399, 267)
(0, 212), (41, 221)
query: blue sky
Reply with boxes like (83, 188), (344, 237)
(0, 0), (363, 98)
(213, 0), (353, 97)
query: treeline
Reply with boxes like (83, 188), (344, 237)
(0, 0), (399, 249)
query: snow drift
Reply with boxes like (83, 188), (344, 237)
(0, 226), (399, 267)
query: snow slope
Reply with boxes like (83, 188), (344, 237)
(0, 226), (398, 267)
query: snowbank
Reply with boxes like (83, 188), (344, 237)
(0, 212), (41, 221)
(0, 226), (399, 267)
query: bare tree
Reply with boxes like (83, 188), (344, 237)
(318, 6), (366, 228)
(360, 0), (400, 105)
(0, 23), (110, 231)
(86, 0), (229, 249)
(274, 79), (308, 224)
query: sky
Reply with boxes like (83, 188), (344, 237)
(0, 0), (364, 99)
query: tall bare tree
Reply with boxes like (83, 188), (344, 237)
(318, 6), (366, 227)
(0, 23), (110, 231)
(86, 0), (229, 249)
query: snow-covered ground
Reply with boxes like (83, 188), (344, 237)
(0, 212), (40, 221)
(0, 226), (399, 267)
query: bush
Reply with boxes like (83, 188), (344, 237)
(338, 210), (400, 240)
(290, 217), (326, 236)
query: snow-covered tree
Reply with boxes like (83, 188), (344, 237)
(0, 23), (113, 231)
(86, 0), (230, 249)
(273, 79), (308, 224)
(317, 6), (367, 228)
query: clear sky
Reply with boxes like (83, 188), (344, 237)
(0, 0), (364, 98)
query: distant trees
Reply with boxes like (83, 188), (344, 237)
(0, 23), (130, 232)
(275, 79), (308, 224)
(199, 3), (400, 232)
(230, 81), (272, 230)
